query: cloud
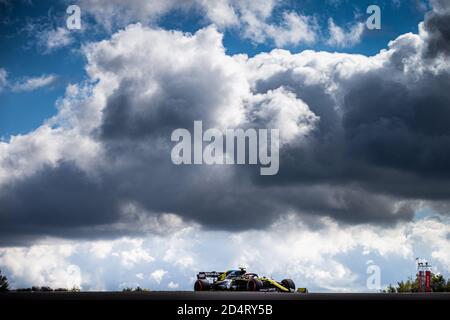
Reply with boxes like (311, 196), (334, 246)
(112, 241), (155, 268)
(1, 2), (450, 246)
(421, 0), (450, 57)
(89, 241), (113, 259)
(235, 1), (318, 47)
(2, 0), (450, 293)
(1, 214), (449, 291)
(0, 68), (7, 91)
(326, 18), (365, 48)
(0, 244), (82, 289)
(199, 0), (239, 28)
(20, 10), (76, 54)
(38, 27), (73, 52)
(136, 273), (144, 280)
(150, 269), (167, 284)
(10, 74), (57, 92)
(77, 0), (184, 31)
(0, 71), (57, 93)
(78, 0), (317, 47)
(263, 12), (317, 47)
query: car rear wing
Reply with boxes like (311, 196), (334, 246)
(196, 271), (224, 280)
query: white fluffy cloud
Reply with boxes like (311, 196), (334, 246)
(0, 68), (7, 91)
(409, 218), (450, 271)
(78, 0), (185, 31)
(238, 7), (318, 47)
(10, 74), (57, 92)
(1, 215), (448, 291)
(0, 124), (101, 187)
(247, 87), (319, 143)
(0, 244), (81, 289)
(150, 269), (168, 284)
(327, 18), (365, 47)
(39, 27), (73, 52)
(111, 239), (155, 268)
(0, 71), (58, 93)
(136, 273), (144, 280)
(78, 0), (318, 47)
(264, 12), (317, 47)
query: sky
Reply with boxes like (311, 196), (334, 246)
(0, 0), (450, 292)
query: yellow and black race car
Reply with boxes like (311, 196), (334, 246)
(194, 267), (302, 292)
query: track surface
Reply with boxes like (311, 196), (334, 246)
(2, 291), (450, 300)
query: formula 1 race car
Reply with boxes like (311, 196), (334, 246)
(194, 267), (301, 292)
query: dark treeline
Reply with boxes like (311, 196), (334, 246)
(384, 274), (450, 293)
(0, 269), (80, 292)
(0, 269), (8, 291)
(3, 269), (450, 293)
(121, 287), (151, 292)
(1, 270), (152, 292)
(14, 287), (80, 292)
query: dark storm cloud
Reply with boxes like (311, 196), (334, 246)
(423, 0), (450, 58)
(2, 3), (450, 246)
(342, 72), (450, 177)
(0, 162), (120, 244)
(99, 59), (236, 140)
(251, 65), (450, 202)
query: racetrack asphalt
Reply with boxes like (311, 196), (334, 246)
(1, 291), (450, 300)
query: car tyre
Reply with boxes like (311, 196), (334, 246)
(194, 279), (210, 291)
(281, 279), (296, 291)
(247, 278), (263, 291)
